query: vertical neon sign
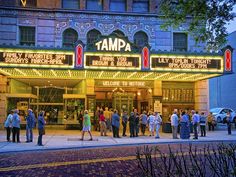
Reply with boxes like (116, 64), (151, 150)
(142, 47), (150, 70)
(75, 44), (83, 68)
(225, 49), (232, 72)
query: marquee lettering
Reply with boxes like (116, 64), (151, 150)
(95, 38), (131, 52)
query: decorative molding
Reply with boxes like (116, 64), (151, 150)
(18, 18), (36, 25)
(98, 23), (115, 35)
(145, 25), (155, 38)
(75, 22), (91, 35)
(55, 21), (67, 36)
(121, 24), (138, 35)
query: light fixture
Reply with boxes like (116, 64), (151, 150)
(137, 91), (141, 96)
(148, 88), (152, 93)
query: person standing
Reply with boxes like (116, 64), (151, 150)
(226, 111), (232, 135)
(200, 112), (207, 137)
(171, 110), (179, 139)
(12, 109), (21, 143)
(207, 112), (215, 131)
(192, 110), (200, 139)
(134, 109), (139, 137)
(80, 110), (93, 140)
(111, 110), (120, 138)
(4, 110), (14, 142)
(129, 112), (135, 138)
(180, 111), (190, 139)
(37, 111), (46, 146)
(148, 112), (155, 137)
(104, 107), (111, 132)
(26, 109), (36, 143)
(122, 111), (128, 136)
(154, 112), (162, 139)
(99, 111), (107, 136)
(140, 111), (148, 136)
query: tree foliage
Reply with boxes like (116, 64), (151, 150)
(159, 0), (236, 50)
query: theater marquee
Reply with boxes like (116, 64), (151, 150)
(150, 55), (223, 73)
(0, 49), (74, 68)
(84, 53), (141, 70)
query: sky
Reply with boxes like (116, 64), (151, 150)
(226, 6), (236, 34)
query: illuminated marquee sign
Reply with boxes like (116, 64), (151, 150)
(89, 34), (139, 53)
(95, 80), (153, 87)
(95, 38), (131, 52)
(84, 53), (141, 70)
(151, 55), (223, 73)
(0, 49), (74, 68)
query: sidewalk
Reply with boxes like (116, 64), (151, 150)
(0, 128), (235, 153)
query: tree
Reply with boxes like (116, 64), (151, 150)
(159, 0), (236, 51)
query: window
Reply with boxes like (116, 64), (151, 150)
(110, 0), (126, 12)
(86, 0), (103, 11)
(62, 0), (79, 9)
(63, 28), (78, 48)
(19, 26), (35, 46)
(111, 30), (125, 37)
(0, 0), (16, 6)
(134, 31), (148, 47)
(173, 33), (187, 52)
(87, 29), (101, 49)
(133, 0), (149, 13)
(19, 0), (37, 7)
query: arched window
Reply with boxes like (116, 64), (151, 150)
(134, 31), (148, 47)
(87, 29), (102, 49)
(111, 30), (125, 37)
(62, 28), (78, 48)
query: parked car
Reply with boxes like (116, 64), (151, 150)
(210, 108), (236, 123)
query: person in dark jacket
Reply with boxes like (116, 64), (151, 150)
(38, 111), (46, 146)
(122, 111), (128, 136)
(134, 109), (139, 137)
(26, 109), (36, 143)
(129, 112), (135, 137)
(12, 109), (21, 143)
(111, 110), (120, 138)
(226, 111), (232, 135)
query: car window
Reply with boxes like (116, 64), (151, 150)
(221, 109), (228, 114)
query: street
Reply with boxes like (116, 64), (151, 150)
(1, 141), (235, 177)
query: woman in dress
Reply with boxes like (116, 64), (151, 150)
(180, 111), (190, 139)
(80, 110), (93, 140)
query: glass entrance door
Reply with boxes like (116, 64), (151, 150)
(112, 92), (134, 113)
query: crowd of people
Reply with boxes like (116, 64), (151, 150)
(3, 107), (235, 144)
(89, 107), (163, 139)
(4, 109), (46, 146)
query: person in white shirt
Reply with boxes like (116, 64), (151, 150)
(148, 112), (155, 136)
(171, 109), (179, 139)
(154, 112), (162, 139)
(4, 110), (14, 142)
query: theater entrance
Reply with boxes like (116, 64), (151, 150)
(112, 92), (134, 113)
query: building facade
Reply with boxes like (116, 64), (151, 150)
(0, 0), (231, 125)
(209, 31), (236, 110)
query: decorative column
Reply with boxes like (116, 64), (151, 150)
(0, 75), (7, 126)
(153, 80), (163, 115)
(194, 80), (209, 114)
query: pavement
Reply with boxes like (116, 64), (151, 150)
(0, 124), (236, 153)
